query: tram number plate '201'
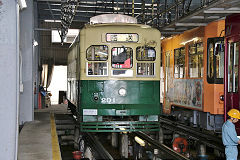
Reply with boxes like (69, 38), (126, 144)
(101, 98), (116, 104)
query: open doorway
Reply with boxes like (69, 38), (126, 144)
(48, 66), (67, 104)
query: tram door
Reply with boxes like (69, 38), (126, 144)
(225, 38), (240, 124)
(163, 51), (171, 113)
(206, 37), (224, 115)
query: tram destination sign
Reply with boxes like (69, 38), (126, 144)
(106, 33), (139, 42)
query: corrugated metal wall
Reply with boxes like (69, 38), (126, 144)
(39, 22), (70, 65)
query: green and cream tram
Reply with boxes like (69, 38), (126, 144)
(67, 14), (161, 132)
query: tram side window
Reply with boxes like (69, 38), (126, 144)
(216, 42), (225, 79)
(189, 43), (203, 78)
(136, 46), (156, 61)
(86, 45), (108, 61)
(136, 46), (156, 76)
(208, 42), (214, 79)
(165, 51), (171, 93)
(228, 42), (239, 92)
(87, 62), (108, 76)
(112, 47), (133, 68)
(137, 63), (155, 76)
(174, 47), (185, 78)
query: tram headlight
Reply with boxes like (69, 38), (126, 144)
(220, 95), (224, 101)
(118, 88), (127, 96)
(93, 93), (99, 101)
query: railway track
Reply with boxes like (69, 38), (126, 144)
(159, 117), (224, 152)
(58, 110), (224, 159)
(83, 131), (190, 160)
(131, 131), (190, 160)
(82, 132), (114, 160)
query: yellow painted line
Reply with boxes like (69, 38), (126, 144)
(50, 113), (62, 160)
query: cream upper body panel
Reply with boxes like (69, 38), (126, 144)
(72, 23), (161, 81)
(68, 43), (78, 79)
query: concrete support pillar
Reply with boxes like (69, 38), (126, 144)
(159, 127), (164, 144)
(19, 0), (34, 124)
(111, 132), (118, 148)
(193, 110), (198, 127)
(33, 1), (39, 109)
(0, 1), (19, 159)
(120, 134), (128, 158)
(198, 144), (208, 160)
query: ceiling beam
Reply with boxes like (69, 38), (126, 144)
(175, 22), (207, 26)
(189, 15), (220, 19)
(159, 0), (226, 29)
(38, 14), (91, 23)
(37, 0), (62, 2)
(204, 10), (240, 14)
(35, 28), (57, 31)
(162, 27), (189, 31)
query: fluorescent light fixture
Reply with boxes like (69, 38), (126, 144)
(18, 0), (27, 10)
(134, 136), (145, 147)
(114, 7), (121, 11)
(180, 37), (200, 45)
(44, 20), (61, 23)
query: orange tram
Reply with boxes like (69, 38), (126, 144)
(161, 19), (225, 132)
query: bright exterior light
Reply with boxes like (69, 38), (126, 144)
(51, 29), (79, 43)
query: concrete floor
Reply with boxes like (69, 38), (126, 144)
(18, 104), (68, 160)
(35, 104), (69, 114)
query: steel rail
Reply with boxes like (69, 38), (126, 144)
(159, 117), (224, 152)
(83, 132), (114, 160)
(133, 131), (190, 160)
(70, 113), (114, 159)
(159, 117), (222, 142)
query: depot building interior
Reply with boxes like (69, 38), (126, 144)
(2, 0), (240, 160)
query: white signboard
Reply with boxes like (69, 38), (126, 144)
(83, 109), (98, 115)
(106, 33), (138, 42)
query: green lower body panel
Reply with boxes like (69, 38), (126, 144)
(77, 80), (161, 132)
